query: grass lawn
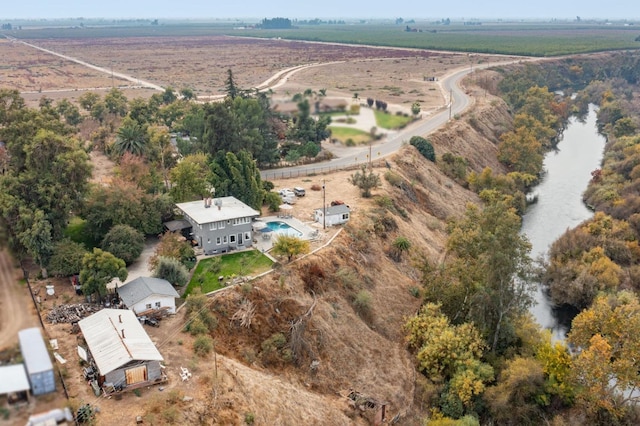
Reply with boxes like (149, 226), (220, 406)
(64, 217), (99, 248)
(374, 110), (413, 129)
(329, 126), (371, 144)
(185, 250), (273, 296)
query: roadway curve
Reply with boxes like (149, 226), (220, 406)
(261, 64), (486, 180)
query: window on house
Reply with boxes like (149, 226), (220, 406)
(245, 232), (251, 240)
(223, 236), (227, 244)
(342, 213), (349, 220)
(209, 223), (215, 230)
(146, 303), (152, 309)
(219, 221), (225, 229)
(155, 302), (161, 308)
(230, 235), (236, 243)
(216, 237), (221, 245)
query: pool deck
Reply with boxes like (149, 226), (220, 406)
(253, 216), (320, 252)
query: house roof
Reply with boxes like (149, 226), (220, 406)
(78, 309), (163, 376)
(0, 364), (30, 394)
(176, 196), (260, 225)
(117, 277), (179, 308)
(315, 204), (350, 215)
(18, 328), (53, 374)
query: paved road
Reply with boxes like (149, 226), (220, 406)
(261, 63), (505, 180)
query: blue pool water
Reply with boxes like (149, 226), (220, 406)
(265, 221), (303, 237)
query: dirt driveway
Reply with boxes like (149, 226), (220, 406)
(0, 250), (39, 351)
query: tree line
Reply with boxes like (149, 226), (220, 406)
(405, 51), (640, 424)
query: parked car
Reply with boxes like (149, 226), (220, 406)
(278, 188), (294, 197)
(281, 195), (297, 205)
(294, 187), (306, 197)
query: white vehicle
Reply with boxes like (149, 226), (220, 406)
(281, 194), (297, 204)
(279, 188), (295, 198)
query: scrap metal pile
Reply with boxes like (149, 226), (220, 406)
(46, 303), (102, 324)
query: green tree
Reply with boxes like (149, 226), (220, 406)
(101, 224), (144, 265)
(83, 180), (173, 241)
(349, 165), (381, 198)
(225, 69), (239, 99)
(423, 200), (535, 353)
(271, 235), (310, 262)
(411, 101), (421, 116)
(18, 209), (54, 276)
(169, 153), (211, 202)
(0, 117), (92, 256)
(78, 92), (100, 112)
(48, 239), (87, 277)
(114, 116), (147, 156)
(104, 88), (128, 116)
(210, 150), (264, 210)
(79, 248), (127, 302)
(180, 87), (196, 101)
(154, 256), (190, 286)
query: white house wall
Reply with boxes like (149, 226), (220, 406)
(130, 295), (176, 314)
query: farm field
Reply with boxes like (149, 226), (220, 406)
(0, 33), (513, 110)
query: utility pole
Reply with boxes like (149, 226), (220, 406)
(322, 179), (326, 230)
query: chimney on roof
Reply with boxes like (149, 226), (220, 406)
(121, 329), (125, 339)
(214, 199), (222, 210)
(119, 314), (122, 323)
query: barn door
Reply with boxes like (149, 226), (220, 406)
(125, 365), (148, 384)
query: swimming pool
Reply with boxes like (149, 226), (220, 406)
(265, 221), (303, 237)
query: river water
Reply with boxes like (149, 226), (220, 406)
(521, 105), (606, 340)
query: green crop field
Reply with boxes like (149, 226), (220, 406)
(4, 20), (640, 57)
(231, 23), (640, 57)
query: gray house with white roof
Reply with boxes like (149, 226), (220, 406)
(78, 309), (165, 389)
(117, 277), (180, 315)
(175, 196), (260, 255)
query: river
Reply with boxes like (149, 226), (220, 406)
(521, 105), (606, 340)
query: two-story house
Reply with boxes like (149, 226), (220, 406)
(175, 196), (260, 255)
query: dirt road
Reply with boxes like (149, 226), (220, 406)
(0, 250), (39, 351)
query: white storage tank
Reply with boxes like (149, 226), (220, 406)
(18, 327), (56, 396)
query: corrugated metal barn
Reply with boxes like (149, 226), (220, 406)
(18, 328), (56, 396)
(78, 309), (165, 390)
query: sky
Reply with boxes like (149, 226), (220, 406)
(1, 1), (637, 21)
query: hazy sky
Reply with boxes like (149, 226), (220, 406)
(1, 1), (637, 20)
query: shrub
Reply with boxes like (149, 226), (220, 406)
(154, 256), (189, 286)
(409, 136), (436, 162)
(353, 290), (372, 316)
(245, 412), (255, 425)
(185, 316), (208, 336)
(193, 335), (214, 356)
(384, 171), (403, 187)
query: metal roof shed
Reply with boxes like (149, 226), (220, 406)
(18, 327), (56, 395)
(78, 309), (164, 378)
(0, 364), (30, 395)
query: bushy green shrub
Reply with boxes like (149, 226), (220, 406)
(410, 136), (436, 162)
